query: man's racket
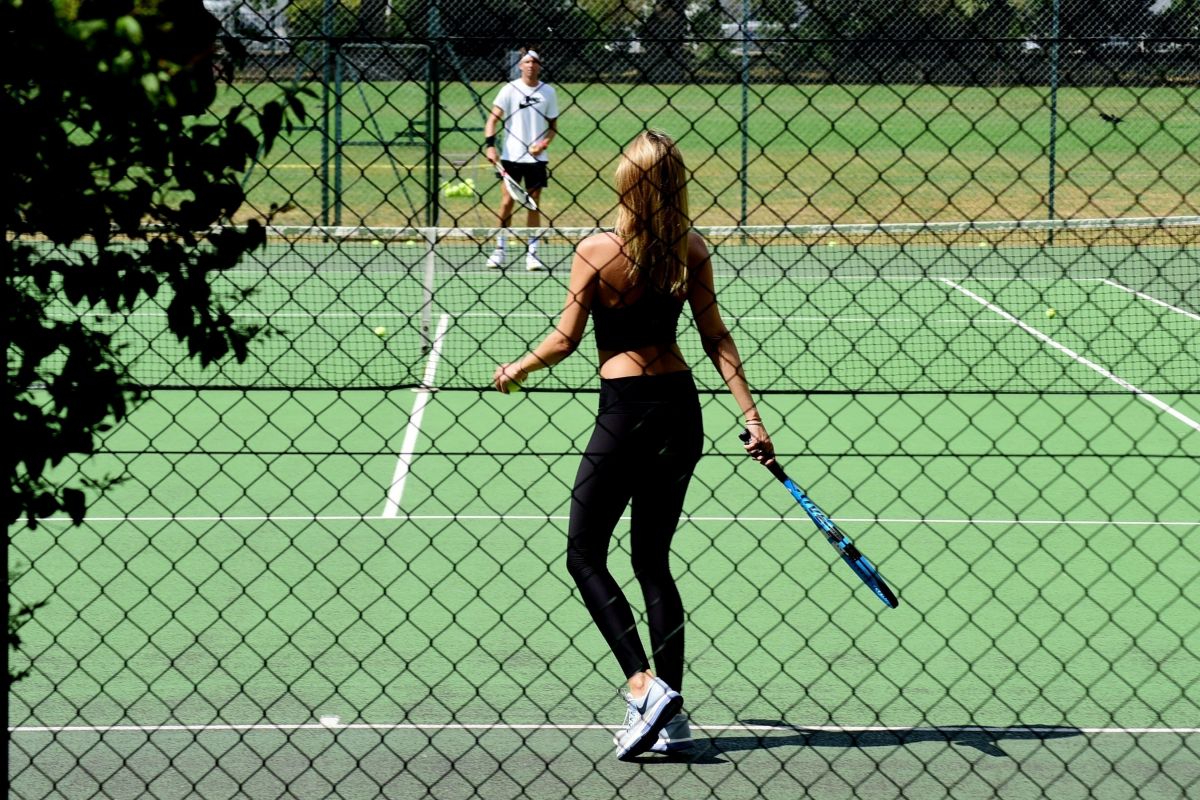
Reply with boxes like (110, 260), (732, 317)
(739, 430), (899, 608)
(496, 164), (538, 211)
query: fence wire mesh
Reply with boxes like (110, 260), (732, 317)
(8, 1), (1200, 798)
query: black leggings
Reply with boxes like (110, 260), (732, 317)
(566, 372), (703, 691)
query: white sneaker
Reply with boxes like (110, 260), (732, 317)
(613, 677), (683, 760)
(653, 713), (694, 752)
(486, 248), (506, 269)
(525, 252), (546, 271)
(613, 712), (693, 754)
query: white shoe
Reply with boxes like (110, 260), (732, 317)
(613, 677), (683, 760)
(525, 253), (546, 271)
(613, 712), (693, 753)
(653, 713), (693, 752)
(486, 248), (506, 269)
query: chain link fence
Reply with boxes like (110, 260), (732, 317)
(9, 1), (1199, 797)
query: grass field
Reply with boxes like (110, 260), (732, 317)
(217, 81), (1199, 228)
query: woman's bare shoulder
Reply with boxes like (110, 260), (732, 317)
(579, 230), (622, 251)
(576, 231), (624, 269)
(687, 229), (712, 264)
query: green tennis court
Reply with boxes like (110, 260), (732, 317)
(10, 221), (1199, 797)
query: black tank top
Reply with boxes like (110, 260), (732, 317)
(591, 284), (686, 351)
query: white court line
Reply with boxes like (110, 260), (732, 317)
(9, 721), (1199, 736)
(456, 311), (1014, 325)
(1102, 279), (1200, 322)
(80, 311), (425, 320)
(380, 313), (449, 518)
(941, 278), (1200, 435)
(26, 514), (1199, 527)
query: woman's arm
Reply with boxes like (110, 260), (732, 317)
(492, 235), (602, 392)
(687, 232), (775, 463)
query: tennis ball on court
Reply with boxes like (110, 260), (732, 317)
(1045, 308), (1057, 319)
(373, 325), (388, 337)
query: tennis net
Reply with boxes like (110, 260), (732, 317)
(21, 214), (1200, 394)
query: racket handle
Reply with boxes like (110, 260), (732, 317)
(738, 429), (789, 484)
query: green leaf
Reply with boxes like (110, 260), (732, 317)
(140, 72), (161, 100)
(113, 15), (143, 45)
(258, 101), (283, 152)
(61, 488), (86, 524)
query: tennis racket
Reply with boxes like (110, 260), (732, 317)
(496, 164), (538, 211)
(739, 430), (899, 608)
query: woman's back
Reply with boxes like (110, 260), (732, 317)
(579, 231), (698, 378)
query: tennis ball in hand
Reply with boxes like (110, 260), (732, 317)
(508, 379), (523, 393)
(1045, 308), (1057, 319)
(373, 326), (388, 338)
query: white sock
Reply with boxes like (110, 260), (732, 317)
(527, 237), (539, 256)
(496, 232), (507, 251)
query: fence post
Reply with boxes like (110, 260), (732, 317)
(740, 0), (750, 226)
(1047, 0), (1061, 241)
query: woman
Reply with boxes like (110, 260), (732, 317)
(493, 130), (774, 760)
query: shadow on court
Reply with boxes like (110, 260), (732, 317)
(631, 722), (1085, 764)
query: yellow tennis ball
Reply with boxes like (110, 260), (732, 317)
(508, 380), (523, 393)
(373, 326), (388, 337)
(1045, 308), (1057, 319)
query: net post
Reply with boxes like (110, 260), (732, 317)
(420, 227), (437, 353)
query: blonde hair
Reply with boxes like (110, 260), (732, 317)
(614, 130), (690, 295)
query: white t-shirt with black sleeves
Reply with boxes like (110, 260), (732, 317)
(493, 80), (559, 163)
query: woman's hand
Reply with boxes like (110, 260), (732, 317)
(492, 363), (528, 394)
(742, 422), (775, 466)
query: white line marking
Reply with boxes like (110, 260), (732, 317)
(81, 311), (427, 320)
(79, 310), (1010, 325)
(380, 313), (449, 518)
(1102, 279), (1200, 322)
(25, 514), (1199, 527)
(941, 278), (1200, 434)
(8, 722), (1198, 736)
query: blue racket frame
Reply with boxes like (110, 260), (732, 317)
(740, 431), (899, 609)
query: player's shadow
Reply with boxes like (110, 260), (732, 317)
(633, 721), (1084, 764)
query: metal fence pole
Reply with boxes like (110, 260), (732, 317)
(1048, 0), (1061, 239)
(740, 0), (750, 226)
